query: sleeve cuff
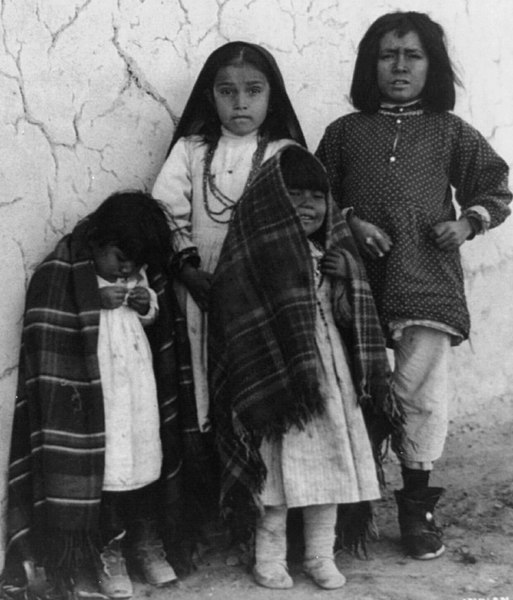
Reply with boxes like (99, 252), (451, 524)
(169, 247), (201, 274)
(341, 206), (354, 221)
(460, 206), (491, 238)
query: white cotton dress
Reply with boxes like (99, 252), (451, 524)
(259, 244), (381, 507)
(152, 128), (294, 431)
(97, 268), (163, 492)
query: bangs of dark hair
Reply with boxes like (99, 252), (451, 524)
(281, 146), (329, 194)
(350, 11), (460, 113)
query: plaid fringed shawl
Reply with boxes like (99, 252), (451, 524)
(5, 219), (195, 567)
(209, 146), (399, 517)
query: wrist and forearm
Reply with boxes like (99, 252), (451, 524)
(179, 263), (212, 311)
(169, 246), (200, 275)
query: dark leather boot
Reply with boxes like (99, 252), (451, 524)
(394, 487), (445, 560)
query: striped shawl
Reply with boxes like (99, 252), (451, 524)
(6, 220), (196, 566)
(209, 146), (399, 520)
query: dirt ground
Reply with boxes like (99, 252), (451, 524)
(138, 413), (513, 600)
(3, 413), (511, 600)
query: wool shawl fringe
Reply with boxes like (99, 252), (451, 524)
(232, 382), (325, 441)
(210, 147), (399, 554)
(4, 218), (200, 578)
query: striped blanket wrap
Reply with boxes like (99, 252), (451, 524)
(5, 219), (197, 571)
(209, 146), (401, 547)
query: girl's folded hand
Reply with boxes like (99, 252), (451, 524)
(99, 285), (127, 309)
(350, 216), (392, 259)
(127, 286), (151, 315)
(321, 249), (349, 278)
(430, 219), (473, 251)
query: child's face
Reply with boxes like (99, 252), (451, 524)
(377, 30), (429, 104)
(91, 243), (138, 282)
(287, 188), (327, 237)
(212, 63), (270, 136)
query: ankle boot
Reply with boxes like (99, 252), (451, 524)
(253, 506), (293, 589)
(394, 487), (445, 560)
(132, 519), (177, 586)
(22, 560), (53, 598)
(302, 504), (345, 589)
(96, 531), (133, 599)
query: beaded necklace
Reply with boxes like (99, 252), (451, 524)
(308, 239), (325, 286)
(202, 134), (269, 223)
(308, 238), (331, 330)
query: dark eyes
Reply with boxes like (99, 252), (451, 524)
(216, 86), (263, 96)
(379, 52), (424, 60)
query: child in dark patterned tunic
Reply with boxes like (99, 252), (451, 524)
(316, 11), (511, 560)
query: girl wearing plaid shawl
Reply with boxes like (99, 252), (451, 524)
(152, 41), (306, 435)
(209, 146), (397, 590)
(3, 193), (194, 599)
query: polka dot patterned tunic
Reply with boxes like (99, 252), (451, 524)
(316, 108), (511, 340)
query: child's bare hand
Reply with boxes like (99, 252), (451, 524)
(430, 219), (473, 251)
(99, 286), (127, 309)
(126, 286), (151, 315)
(321, 249), (349, 278)
(350, 216), (392, 258)
(180, 265), (212, 311)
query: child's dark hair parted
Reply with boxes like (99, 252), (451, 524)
(167, 41), (306, 154)
(350, 11), (461, 113)
(86, 191), (171, 270)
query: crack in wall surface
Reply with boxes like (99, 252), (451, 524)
(11, 237), (34, 290)
(0, 196), (23, 209)
(112, 22), (179, 128)
(47, 0), (95, 52)
(0, 365), (17, 381)
(9, 38), (70, 179)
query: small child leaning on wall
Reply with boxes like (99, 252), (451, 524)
(2, 192), (195, 600)
(209, 145), (401, 590)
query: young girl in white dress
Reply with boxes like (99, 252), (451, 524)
(88, 193), (177, 598)
(209, 146), (395, 591)
(152, 41), (306, 433)
(4, 192), (184, 600)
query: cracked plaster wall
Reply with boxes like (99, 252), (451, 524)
(1, 0), (512, 562)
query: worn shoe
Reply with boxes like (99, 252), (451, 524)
(72, 566), (109, 600)
(132, 519), (177, 586)
(22, 561), (62, 599)
(303, 557), (346, 589)
(97, 532), (133, 599)
(253, 561), (293, 589)
(395, 487), (445, 560)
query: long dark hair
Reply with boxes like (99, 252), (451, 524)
(166, 41), (306, 156)
(86, 191), (171, 271)
(350, 11), (461, 113)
